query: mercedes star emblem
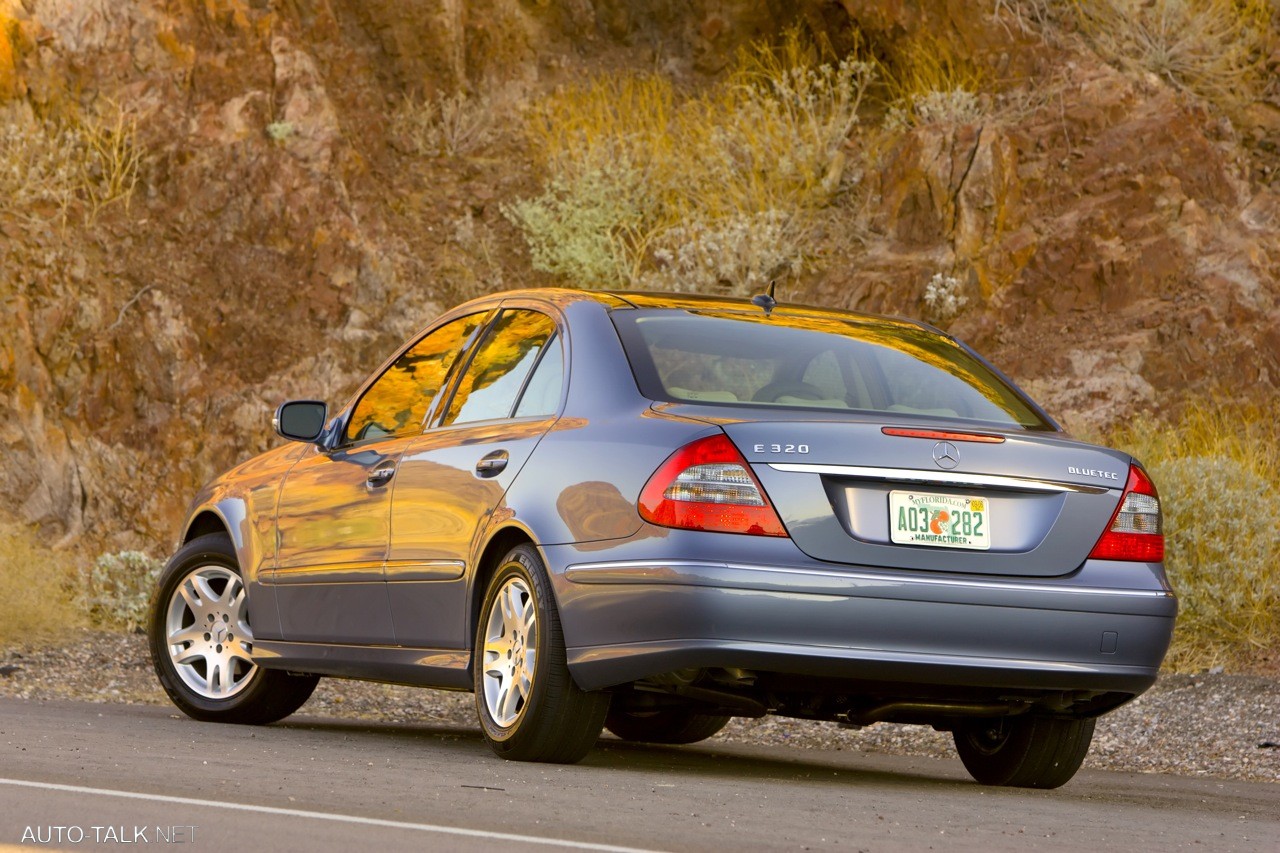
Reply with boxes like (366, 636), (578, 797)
(932, 441), (960, 470)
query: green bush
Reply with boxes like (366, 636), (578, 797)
(509, 30), (874, 292)
(80, 550), (164, 633)
(502, 161), (655, 287)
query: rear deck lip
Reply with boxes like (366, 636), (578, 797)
(767, 462), (1110, 494)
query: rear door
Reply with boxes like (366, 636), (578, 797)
(387, 307), (564, 649)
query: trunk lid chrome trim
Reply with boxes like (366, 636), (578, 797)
(768, 463), (1110, 495)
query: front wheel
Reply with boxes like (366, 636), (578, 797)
(953, 715), (1095, 789)
(148, 533), (319, 724)
(473, 544), (608, 763)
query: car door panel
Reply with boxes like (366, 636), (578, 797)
(387, 420), (552, 648)
(273, 440), (402, 644)
(386, 309), (564, 649)
(270, 311), (492, 646)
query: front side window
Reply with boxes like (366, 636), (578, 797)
(346, 312), (488, 443)
(442, 309), (558, 426)
(611, 309), (1052, 430)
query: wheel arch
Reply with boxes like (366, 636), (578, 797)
(467, 524), (538, 673)
(178, 497), (263, 583)
(183, 510), (230, 544)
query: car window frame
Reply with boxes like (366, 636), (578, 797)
(429, 306), (566, 431)
(333, 307), (498, 450)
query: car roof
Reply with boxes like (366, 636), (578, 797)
(474, 288), (934, 334)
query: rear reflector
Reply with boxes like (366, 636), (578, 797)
(1088, 464), (1164, 562)
(639, 434), (787, 537)
(881, 427), (1006, 443)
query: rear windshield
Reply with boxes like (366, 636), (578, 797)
(611, 309), (1053, 430)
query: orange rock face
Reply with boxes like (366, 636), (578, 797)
(0, 0), (1275, 550)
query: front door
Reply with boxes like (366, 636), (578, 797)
(273, 311), (491, 644)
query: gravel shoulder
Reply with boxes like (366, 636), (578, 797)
(2, 631), (1277, 784)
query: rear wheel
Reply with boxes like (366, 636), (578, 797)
(605, 706), (731, 745)
(953, 715), (1095, 789)
(148, 533), (319, 724)
(474, 544), (609, 763)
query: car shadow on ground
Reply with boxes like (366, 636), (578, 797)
(272, 712), (970, 790)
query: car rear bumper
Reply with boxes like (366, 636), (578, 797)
(550, 554), (1177, 695)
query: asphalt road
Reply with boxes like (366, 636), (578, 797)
(0, 698), (1275, 852)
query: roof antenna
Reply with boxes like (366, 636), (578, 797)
(751, 280), (777, 317)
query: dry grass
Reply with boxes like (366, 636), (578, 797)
(1072, 0), (1276, 112)
(391, 91), (498, 158)
(0, 525), (86, 647)
(508, 29), (874, 292)
(0, 99), (142, 224)
(878, 33), (989, 130)
(1109, 398), (1280, 672)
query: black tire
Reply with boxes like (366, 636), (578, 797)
(148, 533), (319, 725)
(605, 707), (731, 745)
(473, 544), (608, 763)
(953, 715), (1096, 789)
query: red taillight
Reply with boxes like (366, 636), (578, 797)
(638, 434), (787, 537)
(1088, 464), (1164, 562)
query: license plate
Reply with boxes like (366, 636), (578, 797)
(889, 491), (991, 550)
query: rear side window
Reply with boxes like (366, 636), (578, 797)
(611, 310), (1051, 430)
(442, 309), (558, 425)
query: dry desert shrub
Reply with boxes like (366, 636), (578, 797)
(1110, 398), (1280, 671)
(878, 33), (989, 130)
(1073, 0), (1275, 111)
(391, 91), (497, 158)
(0, 100), (141, 224)
(506, 30), (874, 293)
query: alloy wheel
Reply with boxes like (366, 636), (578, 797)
(163, 565), (256, 699)
(481, 576), (538, 727)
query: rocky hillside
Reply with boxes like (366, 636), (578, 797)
(1, 0), (1277, 555)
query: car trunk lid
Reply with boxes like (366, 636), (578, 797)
(710, 416), (1129, 578)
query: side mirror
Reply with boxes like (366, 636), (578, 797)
(274, 400), (327, 443)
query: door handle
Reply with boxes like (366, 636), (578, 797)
(367, 465), (396, 487)
(475, 450), (509, 477)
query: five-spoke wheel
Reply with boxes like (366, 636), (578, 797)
(473, 544), (608, 763)
(480, 576), (539, 727)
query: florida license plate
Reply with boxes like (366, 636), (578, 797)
(889, 491), (991, 550)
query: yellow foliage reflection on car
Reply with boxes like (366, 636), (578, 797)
(347, 313), (488, 442)
(445, 310), (557, 425)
